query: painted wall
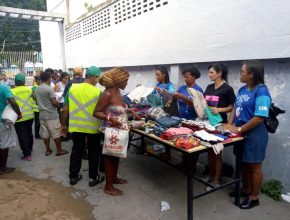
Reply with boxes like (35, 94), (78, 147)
(65, 0), (290, 67)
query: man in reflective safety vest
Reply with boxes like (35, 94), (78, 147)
(11, 74), (34, 161)
(61, 66), (104, 186)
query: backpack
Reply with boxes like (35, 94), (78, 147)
(254, 85), (285, 133)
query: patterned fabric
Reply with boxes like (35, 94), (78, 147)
(100, 106), (129, 133)
(161, 90), (179, 116)
(187, 88), (207, 119)
(148, 107), (167, 120)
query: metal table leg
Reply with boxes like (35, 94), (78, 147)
(185, 153), (194, 220)
(234, 150), (242, 206)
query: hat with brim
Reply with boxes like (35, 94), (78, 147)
(87, 66), (101, 77)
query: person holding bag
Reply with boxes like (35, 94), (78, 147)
(203, 63), (236, 191)
(94, 67), (138, 196)
(224, 60), (271, 209)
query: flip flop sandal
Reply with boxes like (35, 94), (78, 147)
(104, 189), (123, 196)
(45, 151), (53, 156)
(55, 150), (69, 156)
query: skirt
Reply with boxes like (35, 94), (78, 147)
(242, 122), (268, 163)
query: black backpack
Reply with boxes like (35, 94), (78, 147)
(265, 103), (285, 133)
(254, 85), (286, 133)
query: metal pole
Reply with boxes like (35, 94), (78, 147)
(185, 153), (194, 220)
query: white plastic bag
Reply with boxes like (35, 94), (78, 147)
(1, 104), (18, 124)
(103, 127), (129, 158)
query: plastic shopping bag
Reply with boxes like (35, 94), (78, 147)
(103, 127), (129, 158)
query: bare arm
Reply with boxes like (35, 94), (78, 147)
(50, 97), (59, 107)
(54, 83), (60, 92)
(174, 93), (194, 107)
(93, 91), (120, 126)
(210, 104), (234, 114)
(225, 116), (264, 134)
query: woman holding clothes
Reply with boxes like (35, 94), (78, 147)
(94, 67), (139, 196)
(153, 66), (174, 94)
(224, 60), (271, 209)
(174, 66), (203, 120)
(203, 63), (235, 190)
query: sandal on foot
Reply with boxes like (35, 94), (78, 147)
(45, 151), (53, 156)
(55, 150), (69, 156)
(113, 178), (128, 184)
(104, 188), (123, 196)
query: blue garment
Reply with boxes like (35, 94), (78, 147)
(177, 84), (203, 120)
(0, 84), (13, 117)
(234, 84), (271, 125)
(234, 84), (271, 163)
(153, 82), (174, 94)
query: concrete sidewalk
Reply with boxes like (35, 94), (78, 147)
(7, 138), (290, 220)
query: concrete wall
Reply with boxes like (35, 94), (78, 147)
(41, 0), (290, 191)
(65, 0), (290, 67)
(122, 59), (290, 192)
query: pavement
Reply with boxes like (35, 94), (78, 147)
(6, 137), (290, 220)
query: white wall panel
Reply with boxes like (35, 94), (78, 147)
(65, 0), (290, 68)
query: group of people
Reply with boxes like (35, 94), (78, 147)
(152, 61), (271, 209)
(0, 60), (271, 208)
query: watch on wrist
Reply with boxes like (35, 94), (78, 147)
(237, 127), (242, 133)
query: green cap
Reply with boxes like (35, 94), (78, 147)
(15, 73), (26, 84)
(87, 66), (101, 76)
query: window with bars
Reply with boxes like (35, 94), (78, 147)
(65, 0), (169, 42)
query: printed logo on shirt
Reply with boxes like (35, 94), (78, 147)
(206, 95), (219, 107)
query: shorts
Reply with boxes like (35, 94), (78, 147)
(40, 119), (61, 139)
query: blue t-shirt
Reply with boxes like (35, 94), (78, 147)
(0, 84), (13, 117)
(153, 82), (174, 94)
(177, 84), (203, 120)
(234, 84), (271, 126)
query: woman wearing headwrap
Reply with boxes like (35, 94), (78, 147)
(94, 67), (138, 196)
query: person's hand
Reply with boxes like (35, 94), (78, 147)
(17, 114), (22, 120)
(210, 107), (220, 114)
(226, 124), (239, 133)
(132, 111), (141, 120)
(155, 87), (162, 93)
(61, 125), (68, 137)
(174, 92), (184, 100)
(110, 117), (122, 127)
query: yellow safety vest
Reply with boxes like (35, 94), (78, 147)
(31, 86), (39, 112)
(68, 83), (101, 134)
(11, 86), (34, 122)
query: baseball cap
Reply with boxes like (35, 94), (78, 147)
(87, 66), (101, 76)
(15, 73), (26, 84)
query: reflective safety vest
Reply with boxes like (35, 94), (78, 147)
(31, 86), (39, 112)
(68, 83), (101, 134)
(11, 86), (34, 122)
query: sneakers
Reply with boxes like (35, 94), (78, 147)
(21, 156), (32, 161)
(281, 194), (290, 203)
(239, 198), (260, 209)
(89, 175), (105, 187)
(70, 174), (83, 185)
(201, 175), (212, 183)
(205, 182), (221, 191)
